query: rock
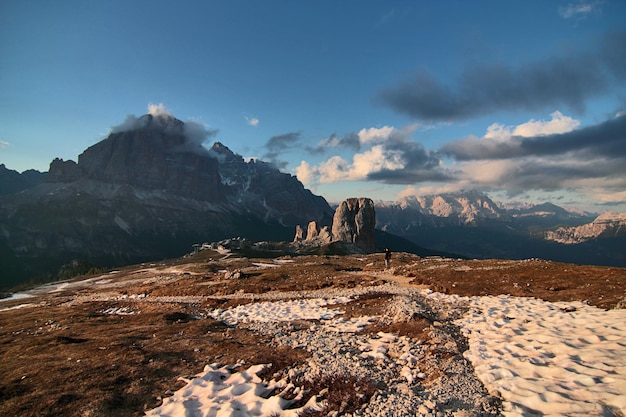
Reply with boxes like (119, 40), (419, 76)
(76, 114), (226, 202)
(293, 225), (304, 242)
(224, 270), (243, 279)
(47, 159), (82, 182)
(306, 221), (319, 240)
(318, 226), (333, 243)
(331, 197), (376, 253)
(294, 222), (333, 245)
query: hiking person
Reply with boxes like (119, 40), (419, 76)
(384, 248), (391, 269)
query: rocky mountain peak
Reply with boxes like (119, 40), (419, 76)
(0, 164), (47, 196)
(46, 114), (223, 201)
(41, 113), (334, 226)
(209, 142), (238, 159)
(545, 212), (626, 244)
(595, 212), (626, 223)
(393, 191), (502, 224)
(136, 112), (183, 130)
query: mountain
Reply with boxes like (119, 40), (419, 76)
(376, 191), (504, 230)
(0, 164), (47, 196)
(375, 191), (623, 266)
(506, 202), (594, 229)
(545, 212), (626, 244)
(0, 113), (333, 288)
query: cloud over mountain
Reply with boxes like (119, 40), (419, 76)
(109, 104), (218, 149)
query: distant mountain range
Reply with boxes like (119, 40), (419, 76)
(545, 212), (626, 244)
(1, 113), (625, 289)
(375, 193), (625, 266)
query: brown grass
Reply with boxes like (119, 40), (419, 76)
(1, 252), (625, 416)
(293, 373), (379, 416)
(399, 258), (626, 309)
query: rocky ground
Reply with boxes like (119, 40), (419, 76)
(1, 249), (625, 417)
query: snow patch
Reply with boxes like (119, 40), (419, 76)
(101, 306), (139, 315)
(452, 293), (626, 416)
(146, 363), (325, 417)
(114, 215), (132, 234)
(209, 298), (350, 325)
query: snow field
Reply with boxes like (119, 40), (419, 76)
(150, 290), (626, 417)
(452, 293), (626, 416)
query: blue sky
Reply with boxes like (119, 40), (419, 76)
(1, 1), (625, 212)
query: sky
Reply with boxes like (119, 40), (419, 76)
(1, 0), (625, 213)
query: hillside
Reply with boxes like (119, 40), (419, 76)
(1, 249), (625, 416)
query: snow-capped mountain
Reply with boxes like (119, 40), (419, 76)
(545, 212), (626, 244)
(374, 191), (625, 267)
(376, 191), (505, 233)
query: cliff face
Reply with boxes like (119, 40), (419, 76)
(41, 113), (333, 224)
(332, 198), (376, 253)
(49, 114), (226, 202)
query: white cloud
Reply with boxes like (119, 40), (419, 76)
(483, 123), (513, 142)
(298, 123), (433, 187)
(512, 111), (580, 137)
(297, 144), (408, 186)
(246, 116), (260, 127)
(558, 1), (601, 19)
(352, 145), (405, 178)
(296, 160), (317, 185)
(398, 183), (467, 199)
(297, 157), (353, 185)
(318, 156), (352, 183)
(358, 126), (395, 144)
(147, 103), (173, 118)
(484, 111), (579, 142)
(459, 159), (518, 185)
(0, 140), (9, 149)
(356, 124), (420, 144)
(594, 190), (626, 204)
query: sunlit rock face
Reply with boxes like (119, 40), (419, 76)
(332, 197), (376, 253)
(545, 212), (626, 244)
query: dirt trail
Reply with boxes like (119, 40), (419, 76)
(360, 269), (424, 288)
